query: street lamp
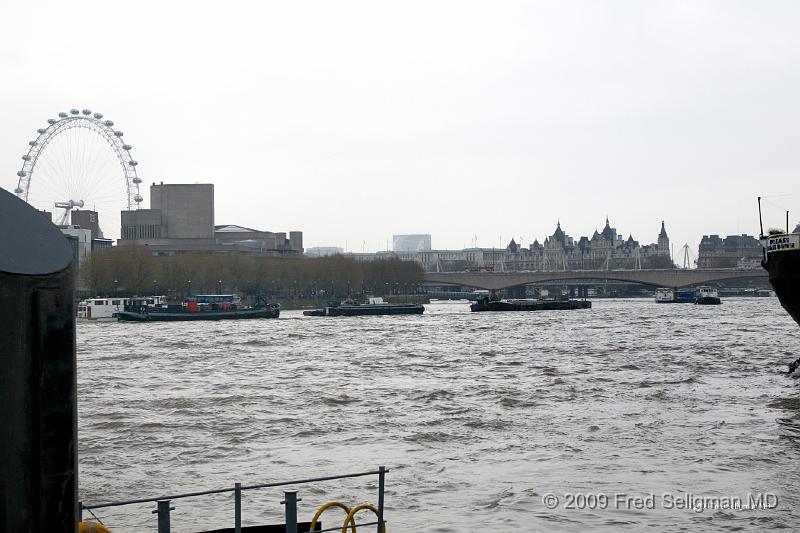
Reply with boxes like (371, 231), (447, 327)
(187, 279), (192, 296)
(153, 279), (158, 296)
(217, 279), (222, 295)
(113, 278), (118, 296)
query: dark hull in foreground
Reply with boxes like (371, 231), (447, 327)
(303, 304), (424, 317)
(762, 238), (800, 327)
(695, 297), (722, 305)
(470, 299), (591, 312)
(116, 307), (280, 321)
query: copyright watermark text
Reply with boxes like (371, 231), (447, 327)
(541, 492), (779, 513)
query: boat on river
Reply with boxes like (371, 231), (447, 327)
(470, 297), (591, 312)
(758, 197), (800, 372)
(762, 230), (800, 325)
(115, 294), (280, 322)
(303, 297), (424, 317)
(694, 286), (722, 305)
(654, 288), (696, 303)
(78, 297), (131, 320)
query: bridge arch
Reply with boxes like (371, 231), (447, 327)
(422, 269), (767, 291)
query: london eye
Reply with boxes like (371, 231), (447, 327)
(14, 108), (143, 232)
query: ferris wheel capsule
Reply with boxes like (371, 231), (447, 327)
(22, 155), (31, 161)
(17, 170), (27, 177)
(37, 128), (46, 134)
(70, 109), (79, 115)
(104, 120), (114, 127)
(114, 131), (123, 137)
(29, 140), (38, 146)
(47, 118), (57, 125)
(94, 113), (103, 119)
(132, 177), (142, 184)
(129, 160), (138, 166)
(122, 144), (132, 150)
(134, 194), (143, 203)
(14, 187), (23, 194)
(59, 112), (68, 118)
(82, 109), (92, 115)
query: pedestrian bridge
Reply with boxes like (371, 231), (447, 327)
(423, 268), (767, 290)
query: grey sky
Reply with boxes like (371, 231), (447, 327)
(2, 1), (799, 256)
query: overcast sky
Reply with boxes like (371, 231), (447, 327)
(2, 1), (799, 257)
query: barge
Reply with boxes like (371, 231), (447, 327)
(470, 297), (591, 312)
(303, 297), (424, 317)
(116, 294), (280, 322)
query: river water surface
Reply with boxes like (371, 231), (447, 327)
(77, 298), (800, 532)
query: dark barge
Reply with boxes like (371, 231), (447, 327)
(470, 297), (591, 312)
(303, 298), (424, 317)
(116, 294), (280, 322)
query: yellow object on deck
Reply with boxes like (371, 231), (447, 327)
(341, 503), (385, 533)
(79, 520), (112, 533)
(310, 501), (355, 532)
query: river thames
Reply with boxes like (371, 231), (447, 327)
(77, 298), (800, 532)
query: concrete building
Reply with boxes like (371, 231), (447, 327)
(118, 182), (302, 256)
(60, 226), (92, 267)
(393, 234), (432, 252)
(697, 234), (762, 269)
(215, 225), (303, 254)
(70, 210), (103, 240)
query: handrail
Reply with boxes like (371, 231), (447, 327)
(82, 468), (384, 510)
(79, 466), (388, 533)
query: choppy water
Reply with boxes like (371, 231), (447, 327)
(77, 298), (800, 532)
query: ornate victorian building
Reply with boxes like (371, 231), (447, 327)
(503, 218), (672, 271)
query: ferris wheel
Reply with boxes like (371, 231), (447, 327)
(14, 108), (143, 227)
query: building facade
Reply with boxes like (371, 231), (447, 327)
(697, 234), (762, 269)
(354, 218), (673, 272)
(119, 183), (302, 255)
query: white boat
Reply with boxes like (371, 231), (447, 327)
(655, 288), (674, 303)
(695, 286), (722, 305)
(77, 297), (130, 320)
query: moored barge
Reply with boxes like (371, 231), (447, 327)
(470, 297), (591, 312)
(116, 294), (280, 322)
(303, 297), (424, 317)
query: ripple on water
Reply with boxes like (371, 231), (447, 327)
(77, 299), (800, 531)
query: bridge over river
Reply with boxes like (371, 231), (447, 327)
(423, 268), (767, 290)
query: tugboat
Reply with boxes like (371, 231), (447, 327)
(469, 290), (590, 312)
(303, 297), (424, 317)
(115, 294), (280, 321)
(694, 286), (722, 305)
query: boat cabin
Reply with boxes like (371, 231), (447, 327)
(655, 288), (674, 303)
(78, 298), (129, 320)
(695, 286), (718, 299)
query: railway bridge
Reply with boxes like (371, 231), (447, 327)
(422, 268), (767, 291)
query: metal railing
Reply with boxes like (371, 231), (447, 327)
(80, 466), (388, 533)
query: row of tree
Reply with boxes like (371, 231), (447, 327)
(83, 249), (424, 300)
